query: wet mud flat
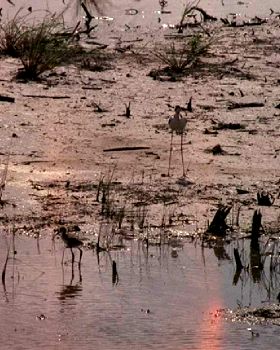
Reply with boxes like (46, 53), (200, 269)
(0, 1), (280, 349)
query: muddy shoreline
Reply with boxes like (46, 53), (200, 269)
(0, 7), (280, 348)
(0, 15), (279, 236)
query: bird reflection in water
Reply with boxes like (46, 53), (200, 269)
(53, 226), (83, 302)
(57, 258), (83, 303)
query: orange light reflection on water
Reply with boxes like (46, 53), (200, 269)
(195, 299), (224, 350)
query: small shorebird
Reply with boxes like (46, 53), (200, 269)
(56, 226), (83, 265)
(168, 105), (187, 177)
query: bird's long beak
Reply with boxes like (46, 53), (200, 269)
(52, 228), (60, 240)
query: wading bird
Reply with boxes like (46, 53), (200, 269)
(168, 105), (187, 177)
(56, 226), (83, 265)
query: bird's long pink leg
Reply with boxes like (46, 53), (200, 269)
(181, 133), (186, 177)
(61, 248), (65, 265)
(70, 248), (75, 264)
(78, 248), (83, 265)
(168, 132), (174, 176)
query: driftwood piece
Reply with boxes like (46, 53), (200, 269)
(204, 128), (218, 135)
(236, 188), (249, 195)
(207, 205), (231, 236)
(257, 191), (274, 206)
(214, 122), (246, 130)
(177, 6), (217, 32)
(103, 146), (150, 152)
(193, 7), (217, 22)
(205, 144), (226, 155)
(220, 16), (267, 27)
(22, 94), (70, 99)
(0, 95), (15, 103)
(212, 144), (225, 155)
(115, 44), (132, 53)
(82, 86), (102, 90)
(228, 101), (264, 110)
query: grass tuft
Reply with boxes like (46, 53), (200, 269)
(153, 34), (212, 75)
(0, 10), (29, 57)
(0, 12), (81, 80)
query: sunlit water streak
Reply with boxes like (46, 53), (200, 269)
(0, 235), (279, 349)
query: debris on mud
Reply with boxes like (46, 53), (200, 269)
(205, 144), (226, 155)
(222, 305), (280, 326)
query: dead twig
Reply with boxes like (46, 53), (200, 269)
(125, 102), (131, 118)
(192, 6), (217, 22)
(228, 101), (264, 110)
(2, 240), (10, 296)
(22, 94), (71, 99)
(103, 146), (150, 152)
(92, 101), (107, 113)
(187, 96), (193, 112)
(0, 95), (15, 103)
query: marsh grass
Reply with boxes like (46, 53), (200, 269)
(0, 10), (29, 57)
(178, 0), (200, 31)
(0, 12), (82, 80)
(153, 34), (213, 75)
(16, 17), (77, 80)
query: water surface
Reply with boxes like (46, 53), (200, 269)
(0, 234), (279, 349)
(2, 0), (280, 27)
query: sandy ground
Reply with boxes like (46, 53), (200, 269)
(0, 14), (279, 238)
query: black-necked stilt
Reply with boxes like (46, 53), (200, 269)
(56, 226), (83, 265)
(168, 105), (187, 177)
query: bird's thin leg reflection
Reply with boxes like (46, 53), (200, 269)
(58, 259), (83, 303)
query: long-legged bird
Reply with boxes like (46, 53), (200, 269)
(168, 105), (187, 177)
(56, 226), (83, 265)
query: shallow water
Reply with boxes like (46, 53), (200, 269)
(2, 0), (280, 27)
(0, 234), (279, 349)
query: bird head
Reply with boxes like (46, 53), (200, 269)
(54, 226), (67, 239)
(175, 105), (181, 113)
